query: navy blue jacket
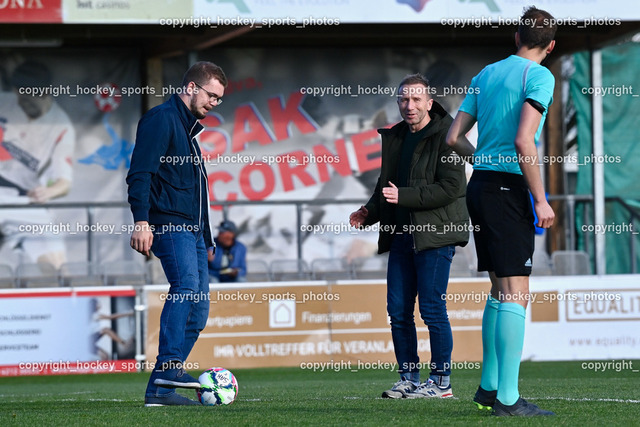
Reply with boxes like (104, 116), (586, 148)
(126, 94), (213, 248)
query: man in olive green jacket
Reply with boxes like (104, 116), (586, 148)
(350, 73), (469, 399)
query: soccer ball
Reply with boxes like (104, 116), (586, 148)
(197, 367), (238, 406)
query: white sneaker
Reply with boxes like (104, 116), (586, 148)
(405, 379), (454, 399)
(381, 379), (417, 399)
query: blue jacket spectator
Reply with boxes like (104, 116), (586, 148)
(208, 220), (247, 283)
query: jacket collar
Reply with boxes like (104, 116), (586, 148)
(169, 94), (204, 139)
(378, 100), (450, 139)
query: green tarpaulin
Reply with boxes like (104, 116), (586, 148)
(570, 41), (640, 273)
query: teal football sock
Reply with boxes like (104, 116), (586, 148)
(480, 296), (500, 392)
(495, 302), (526, 406)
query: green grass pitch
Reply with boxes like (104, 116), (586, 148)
(1, 361), (639, 426)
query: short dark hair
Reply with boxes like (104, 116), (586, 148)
(398, 73), (430, 90)
(182, 61), (228, 88)
(518, 6), (557, 49)
(398, 73), (431, 98)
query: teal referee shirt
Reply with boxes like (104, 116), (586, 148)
(459, 54), (555, 175)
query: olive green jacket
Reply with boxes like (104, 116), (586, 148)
(363, 101), (470, 253)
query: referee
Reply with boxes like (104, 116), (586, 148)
(446, 6), (556, 417)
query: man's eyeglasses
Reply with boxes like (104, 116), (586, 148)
(194, 82), (223, 105)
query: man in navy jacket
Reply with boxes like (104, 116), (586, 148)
(127, 61), (227, 406)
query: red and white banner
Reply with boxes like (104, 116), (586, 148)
(0, 286), (137, 377)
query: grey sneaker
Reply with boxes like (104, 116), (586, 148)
(381, 380), (417, 399)
(405, 379), (454, 399)
(144, 392), (201, 406)
(492, 397), (555, 416)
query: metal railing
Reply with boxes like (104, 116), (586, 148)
(547, 195), (640, 273)
(0, 199), (368, 264)
(2, 195), (638, 272)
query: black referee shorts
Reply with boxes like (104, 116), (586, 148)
(466, 170), (535, 277)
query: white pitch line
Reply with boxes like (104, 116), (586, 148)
(88, 399), (126, 402)
(60, 398), (126, 402)
(0, 390), (94, 398)
(533, 396), (640, 404)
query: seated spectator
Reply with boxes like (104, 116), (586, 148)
(208, 220), (247, 283)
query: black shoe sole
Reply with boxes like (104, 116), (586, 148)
(492, 398), (555, 416)
(144, 394), (201, 406)
(154, 379), (201, 389)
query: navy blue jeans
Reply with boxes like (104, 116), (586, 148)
(387, 233), (454, 379)
(145, 229), (209, 397)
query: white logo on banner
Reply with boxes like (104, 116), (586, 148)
(269, 300), (296, 328)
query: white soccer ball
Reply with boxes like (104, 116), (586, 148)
(197, 367), (238, 406)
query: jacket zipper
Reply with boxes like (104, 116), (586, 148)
(408, 140), (419, 251)
(192, 124), (212, 244)
(409, 213), (417, 251)
(190, 122), (205, 231)
(198, 157), (202, 229)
